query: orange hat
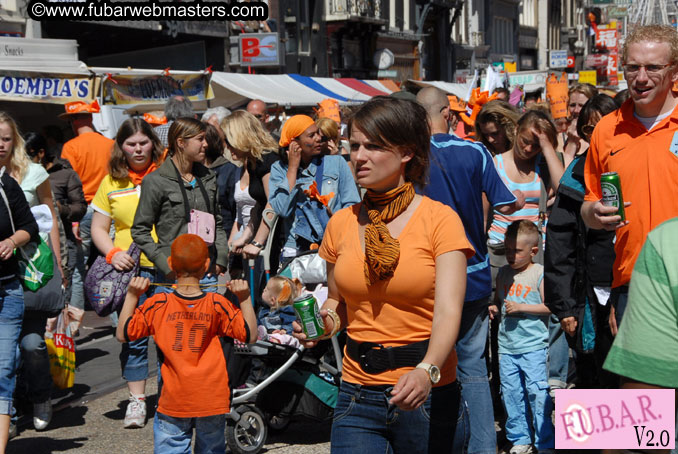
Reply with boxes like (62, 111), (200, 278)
(315, 98), (341, 124)
(279, 115), (315, 148)
(58, 99), (100, 120)
(143, 112), (167, 126)
(168, 234), (209, 276)
(460, 88), (499, 126)
(546, 72), (569, 120)
(448, 95), (466, 112)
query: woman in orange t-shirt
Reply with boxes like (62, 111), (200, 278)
(295, 97), (474, 453)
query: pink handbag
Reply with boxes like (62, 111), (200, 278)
(188, 209), (216, 245)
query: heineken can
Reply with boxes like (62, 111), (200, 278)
(601, 172), (625, 222)
(293, 294), (325, 340)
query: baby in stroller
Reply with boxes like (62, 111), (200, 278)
(257, 276), (304, 347)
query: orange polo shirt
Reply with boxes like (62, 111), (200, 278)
(61, 132), (114, 203)
(584, 99), (678, 288)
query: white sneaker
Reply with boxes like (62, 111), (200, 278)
(123, 394), (146, 428)
(509, 445), (534, 454)
(33, 400), (52, 431)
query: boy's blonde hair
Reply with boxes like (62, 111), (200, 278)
(267, 276), (303, 310)
(505, 220), (540, 248)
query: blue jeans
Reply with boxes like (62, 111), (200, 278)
(499, 348), (554, 450)
(547, 314), (569, 390)
(17, 316), (51, 403)
(611, 287), (629, 328)
(154, 411), (226, 454)
(456, 297), (496, 454)
(330, 380), (468, 454)
(119, 269), (156, 382)
(0, 279), (24, 415)
(70, 205), (94, 311)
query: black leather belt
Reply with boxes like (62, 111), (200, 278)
(346, 336), (429, 375)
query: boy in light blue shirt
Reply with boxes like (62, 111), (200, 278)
(490, 220), (554, 454)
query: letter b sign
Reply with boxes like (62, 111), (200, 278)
(241, 37), (260, 58)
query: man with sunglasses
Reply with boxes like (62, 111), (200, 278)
(582, 24), (678, 338)
(247, 99), (280, 142)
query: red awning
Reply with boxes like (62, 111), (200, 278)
(337, 78), (388, 97)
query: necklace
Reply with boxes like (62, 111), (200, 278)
(181, 173), (194, 184)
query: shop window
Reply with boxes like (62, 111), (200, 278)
(493, 16), (515, 55)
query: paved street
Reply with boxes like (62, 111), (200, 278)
(8, 310), (331, 454)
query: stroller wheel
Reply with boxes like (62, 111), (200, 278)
(226, 405), (268, 454)
(266, 413), (291, 433)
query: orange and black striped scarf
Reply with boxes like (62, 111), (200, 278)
(363, 182), (415, 285)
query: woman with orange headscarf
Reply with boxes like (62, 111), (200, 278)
(268, 114), (359, 263)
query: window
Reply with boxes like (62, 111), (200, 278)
(493, 17), (515, 55)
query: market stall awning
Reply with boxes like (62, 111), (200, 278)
(0, 37), (95, 104)
(408, 80), (473, 101)
(210, 73), (330, 107)
(366, 79), (399, 93)
(337, 78), (389, 97)
(210, 72), (394, 107)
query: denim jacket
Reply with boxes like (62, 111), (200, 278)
(269, 154), (360, 254)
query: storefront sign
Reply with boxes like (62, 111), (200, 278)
(579, 70), (597, 86)
(595, 29), (619, 86)
(239, 33), (281, 67)
(0, 71), (94, 104)
(549, 50), (568, 68)
(508, 71), (548, 87)
(102, 73), (213, 105)
(586, 53), (609, 68)
(607, 6), (628, 18)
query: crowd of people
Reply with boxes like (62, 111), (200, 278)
(0, 22), (676, 454)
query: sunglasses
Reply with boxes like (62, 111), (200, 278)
(581, 124), (595, 136)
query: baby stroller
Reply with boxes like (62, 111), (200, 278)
(224, 210), (342, 454)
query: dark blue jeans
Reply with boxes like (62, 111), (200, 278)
(0, 279), (23, 415)
(118, 269), (156, 382)
(17, 316), (51, 404)
(456, 297), (496, 454)
(330, 380), (469, 454)
(154, 411), (226, 454)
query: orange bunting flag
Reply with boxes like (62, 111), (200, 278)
(304, 181), (334, 207)
(460, 88), (499, 126)
(546, 72), (570, 120)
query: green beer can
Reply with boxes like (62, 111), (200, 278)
(293, 294), (325, 340)
(601, 171), (625, 222)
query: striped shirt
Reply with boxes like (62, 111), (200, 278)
(488, 153), (543, 244)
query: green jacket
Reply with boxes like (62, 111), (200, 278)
(131, 158), (229, 276)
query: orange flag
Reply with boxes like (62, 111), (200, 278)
(546, 72), (570, 119)
(304, 181), (334, 207)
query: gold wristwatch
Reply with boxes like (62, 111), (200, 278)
(415, 363), (441, 384)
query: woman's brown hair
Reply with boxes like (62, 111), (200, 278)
(516, 110), (558, 149)
(475, 100), (520, 155)
(168, 117), (207, 157)
(347, 96), (430, 188)
(109, 118), (164, 180)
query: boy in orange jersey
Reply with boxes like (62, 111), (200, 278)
(116, 234), (257, 454)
